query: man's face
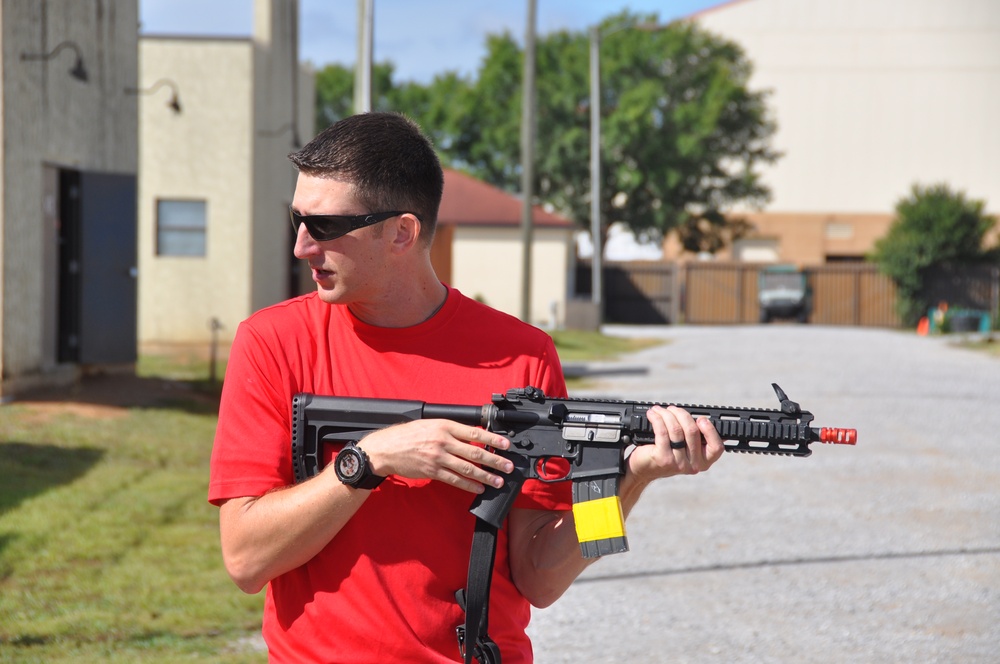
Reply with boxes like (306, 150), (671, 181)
(291, 174), (391, 306)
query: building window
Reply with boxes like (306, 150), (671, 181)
(733, 238), (779, 263)
(824, 221), (854, 240)
(157, 199), (206, 256)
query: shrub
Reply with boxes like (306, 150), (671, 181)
(871, 183), (997, 326)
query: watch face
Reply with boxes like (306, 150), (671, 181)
(338, 449), (362, 479)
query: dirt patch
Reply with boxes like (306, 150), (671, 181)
(11, 372), (219, 420)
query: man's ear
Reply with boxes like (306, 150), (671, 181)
(388, 213), (422, 254)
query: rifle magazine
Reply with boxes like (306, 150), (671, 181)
(572, 477), (629, 558)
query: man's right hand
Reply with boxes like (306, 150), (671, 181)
(359, 419), (515, 494)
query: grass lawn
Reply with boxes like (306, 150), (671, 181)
(0, 330), (659, 662)
(0, 364), (265, 662)
(548, 328), (662, 362)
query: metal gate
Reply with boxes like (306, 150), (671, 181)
(577, 261), (679, 324)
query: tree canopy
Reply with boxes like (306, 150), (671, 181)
(312, 12), (779, 254)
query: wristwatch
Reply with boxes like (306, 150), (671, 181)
(334, 441), (385, 489)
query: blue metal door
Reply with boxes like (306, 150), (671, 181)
(78, 172), (138, 365)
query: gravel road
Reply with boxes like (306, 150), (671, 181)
(526, 325), (1000, 663)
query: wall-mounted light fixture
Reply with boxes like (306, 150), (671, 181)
(20, 40), (89, 82)
(258, 123), (301, 148)
(125, 78), (182, 114)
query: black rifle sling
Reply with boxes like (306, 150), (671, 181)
(459, 517), (502, 664)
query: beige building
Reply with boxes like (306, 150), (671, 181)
(665, 0), (1000, 264)
(1, 0), (140, 398)
(435, 169), (575, 328)
(137, 0), (314, 347)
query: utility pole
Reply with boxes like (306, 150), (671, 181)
(589, 25), (602, 315)
(355, 0), (373, 113)
(520, 0), (537, 323)
(589, 20), (666, 319)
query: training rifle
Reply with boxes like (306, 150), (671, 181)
(290, 383), (856, 664)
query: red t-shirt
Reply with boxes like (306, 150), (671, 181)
(209, 288), (571, 662)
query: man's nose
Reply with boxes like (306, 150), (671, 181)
(293, 225), (319, 259)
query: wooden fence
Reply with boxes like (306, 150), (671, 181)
(575, 261), (999, 328)
(683, 262), (902, 326)
(576, 262), (679, 324)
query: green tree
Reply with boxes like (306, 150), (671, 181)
(312, 63), (474, 166)
(449, 12), (779, 252)
(871, 183), (997, 326)
(443, 33), (524, 184)
(314, 63), (355, 129)
(313, 62), (406, 128)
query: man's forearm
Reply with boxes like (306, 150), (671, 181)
(507, 508), (594, 609)
(219, 469), (369, 594)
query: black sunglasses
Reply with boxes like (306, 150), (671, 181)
(289, 207), (410, 241)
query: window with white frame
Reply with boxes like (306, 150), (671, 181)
(156, 199), (207, 256)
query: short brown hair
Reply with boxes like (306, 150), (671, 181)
(289, 112), (444, 243)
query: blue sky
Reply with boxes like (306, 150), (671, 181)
(139, 0), (726, 83)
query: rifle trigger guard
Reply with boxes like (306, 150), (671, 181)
(534, 456), (571, 483)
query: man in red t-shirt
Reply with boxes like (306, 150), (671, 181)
(209, 112), (724, 663)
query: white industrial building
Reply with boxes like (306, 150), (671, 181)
(665, 0), (1000, 263)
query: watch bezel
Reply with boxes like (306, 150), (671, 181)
(334, 442), (385, 489)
